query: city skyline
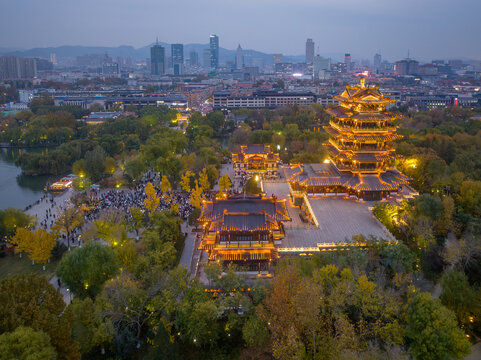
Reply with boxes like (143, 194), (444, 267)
(1, 0), (480, 60)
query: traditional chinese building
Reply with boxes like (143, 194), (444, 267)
(198, 193), (291, 270)
(232, 145), (280, 179)
(284, 77), (410, 201)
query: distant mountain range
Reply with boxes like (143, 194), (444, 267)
(0, 43), (347, 64)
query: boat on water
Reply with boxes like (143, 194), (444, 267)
(45, 174), (77, 193)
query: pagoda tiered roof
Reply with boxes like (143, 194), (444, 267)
(326, 107), (402, 121)
(199, 193), (291, 223)
(283, 163), (410, 192)
(324, 126), (403, 142)
(335, 81), (396, 106)
(240, 144), (272, 154)
(232, 144), (280, 163)
(208, 212), (279, 232)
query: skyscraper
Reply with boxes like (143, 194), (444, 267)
(19, 58), (37, 78)
(305, 39), (314, 64)
(209, 35), (219, 69)
(313, 56), (330, 79)
(235, 44), (244, 70)
(0, 56), (20, 79)
(189, 51), (199, 67)
(344, 53), (351, 72)
(373, 53), (382, 71)
(273, 54), (283, 64)
(203, 48), (211, 69)
(150, 40), (165, 76)
(50, 53), (57, 65)
(171, 44), (184, 75)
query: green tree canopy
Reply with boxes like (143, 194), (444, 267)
(0, 274), (80, 360)
(57, 241), (118, 298)
(0, 326), (57, 360)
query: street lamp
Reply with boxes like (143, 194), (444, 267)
(66, 288), (72, 302)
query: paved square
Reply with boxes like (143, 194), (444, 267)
(262, 181), (394, 249)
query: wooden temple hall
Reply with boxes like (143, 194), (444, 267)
(198, 194), (291, 270)
(284, 77), (410, 201)
(232, 145), (280, 179)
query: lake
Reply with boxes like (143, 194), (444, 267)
(0, 148), (51, 210)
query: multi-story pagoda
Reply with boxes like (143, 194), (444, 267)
(284, 77), (410, 201)
(232, 145), (280, 179)
(198, 193), (291, 270)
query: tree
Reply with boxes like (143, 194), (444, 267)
(70, 298), (112, 355)
(406, 291), (471, 360)
(160, 175), (171, 193)
(84, 145), (107, 182)
(0, 274), (80, 360)
(97, 274), (153, 342)
(72, 159), (86, 177)
(57, 241), (118, 298)
(245, 177), (261, 194)
(144, 182), (160, 213)
(198, 168), (211, 190)
(180, 171), (194, 192)
(459, 180), (481, 217)
(104, 156), (116, 174)
(219, 174), (232, 192)
(242, 314), (270, 349)
(0, 327), (57, 360)
(54, 207), (84, 248)
(11, 227), (57, 266)
(190, 180), (203, 209)
(128, 207), (145, 238)
(440, 270), (478, 326)
(0, 207), (33, 238)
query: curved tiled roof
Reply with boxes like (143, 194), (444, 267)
(326, 107), (401, 121)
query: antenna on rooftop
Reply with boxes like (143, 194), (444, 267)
(156, 37), (159, 45)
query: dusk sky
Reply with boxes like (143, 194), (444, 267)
(1, 0), (480, 61)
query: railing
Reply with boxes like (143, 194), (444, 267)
(330, 122), (396, 133)
(302, 193), (319, 226)
(215, 243), (274, 248)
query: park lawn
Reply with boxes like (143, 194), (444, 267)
(0, 254), (59, 280)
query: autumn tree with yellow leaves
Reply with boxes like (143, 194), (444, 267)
(160, 176), (172, 193)
(11, 228), (57, 267)
(180, 171), (194, 192)
(198, 168), (211, 190)
(219, 174), (232, 192)
(190, 180), (203, 209)
(143, 182), (160, 213)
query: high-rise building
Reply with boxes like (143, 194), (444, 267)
(235, 44), (244, 70)
(344, 53), (351, 72)
(36, 58), (54, 71)
(49, 53), (57, 65)
(19, 58), (37, 78)
(313, 56), (330, 79)
(189, 51), (199, 67)
(273, 54), (283, 65)
(0, 56), (20, 79)
(395, 59), (419, 75)
(203, 48), (211, 69)
(209, 35), (219, 69)
(150, 41), (165, 76)
(171, 44), (184, 75)
(305, 38), (314, 64)
(373, 53), (382, 71)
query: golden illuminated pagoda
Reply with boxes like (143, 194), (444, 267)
(284, 77), (410, 200)
(198, 193), (290, 270)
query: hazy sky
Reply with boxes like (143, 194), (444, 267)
(1, 0), (480, 61)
